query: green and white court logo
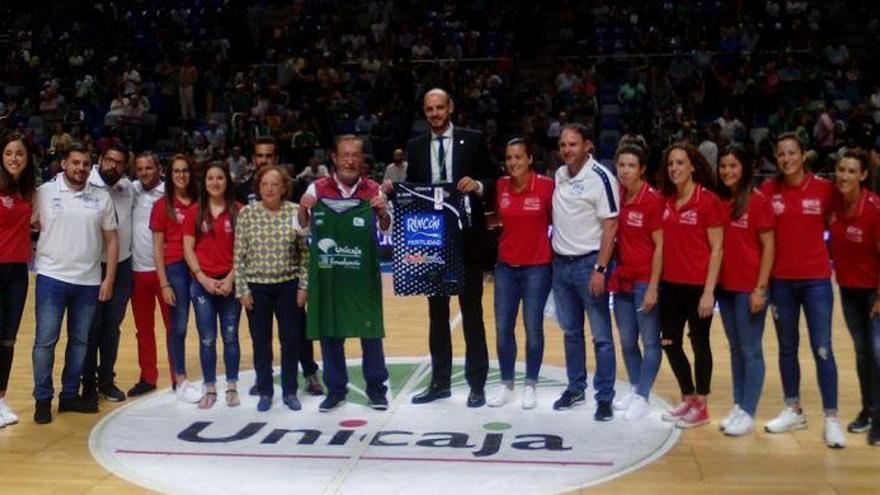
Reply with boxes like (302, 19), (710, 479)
(90, 358), (680, 494)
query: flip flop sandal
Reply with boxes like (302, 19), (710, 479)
(199, 391), (217, 409)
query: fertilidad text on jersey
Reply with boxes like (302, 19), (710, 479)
(391, 183), (471, 296)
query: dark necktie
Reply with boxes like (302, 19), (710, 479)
(436, 135), (447, 183)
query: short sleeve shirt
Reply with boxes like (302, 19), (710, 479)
(829, 190), (880, 289)
(496, 172), (554, 265)
(720, 191), (775, 292)
(661, 185), (723, 286)
(552, 157), (620, 255)
(759, 174), (833, 279)
(34, 177), (117, 285)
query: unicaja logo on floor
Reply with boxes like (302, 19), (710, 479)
(90, 358), (680, 494)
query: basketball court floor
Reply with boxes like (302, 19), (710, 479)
(0, 273), (877, 494)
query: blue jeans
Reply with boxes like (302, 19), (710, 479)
(718, 290), (767, 416)
(552, 253), (616, 402)
(32, 275), (99, 401)
(320, 337), (388, 399)
(190, 280), (241, 385)
(770, 278), (837, 412)
(613, 282), (661, 399)
(839, 287), (880, 412)
(494, 262), (551, 383)
(166, 261), (192, 377)
(84, 258), (133, 386)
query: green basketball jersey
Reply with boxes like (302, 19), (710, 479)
(306, 198), (384, 339)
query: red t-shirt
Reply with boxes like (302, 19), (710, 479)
(183, 203), (243, 278)
(496, 172), (554, 265)
(829, 190), (880, 289)
(720, 191), (775, 292)
(150, 197), (193, 265)
(0, 193), (32, 263)
(661, 184), (723, 286)
(759, 174), (833, 279)
(612, 182), (662, 292)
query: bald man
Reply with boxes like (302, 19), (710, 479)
(404, 88), (498, 408)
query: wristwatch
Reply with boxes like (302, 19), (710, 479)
(593, 264), (606, 274)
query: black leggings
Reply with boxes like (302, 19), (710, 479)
(0, 263), (28, 392)
(660, 282), (713, 395)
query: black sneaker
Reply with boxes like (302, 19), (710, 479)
(99, 382), (127, 402)
(847, 408), (873, 433)
(552, 390), (586, 411)
(248, 383), (259, 396)
(319, 395), (345, 412)
(869, 416), (880, 446)
(34, 399), (52, 424)
(58, 394), (99, 414)
(127, 380), (157, 397)
(369, 393), (389, 410)
(594, 400), (613, 421)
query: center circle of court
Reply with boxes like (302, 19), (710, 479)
(89, 358), (680, 494)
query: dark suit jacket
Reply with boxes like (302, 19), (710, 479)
(405, 126), (498, 268)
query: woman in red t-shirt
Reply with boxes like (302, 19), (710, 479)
(658, 141), (723, 429)
(183, 163), (243, 409)
(151, 154), (201, 403)
(828, 150), (880, 444)
(610, 144), (663, 421)
(0, 135), (36, 426)
(487, 138), (554, 409)
(758, 133), (844, 448)
(716, 145), (775, 436)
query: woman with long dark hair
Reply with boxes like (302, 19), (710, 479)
(759, 132), (845, 448)
(610, 144), (664, 421)
(486, 138), (554, 409)
(658, 141), (723, 429)
(0, 135), (36, 426)
(828, 150), (880, 445)
(183, 163), (243, 408)
(151, 154), (201, 402)
(715, 145), (775, 436)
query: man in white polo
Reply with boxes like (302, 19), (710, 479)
(32, 143), (118, 424)
(82, 143), (134, 404)
(551, 124), (619, 421)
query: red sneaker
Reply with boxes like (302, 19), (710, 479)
(676, 399), (710, 428)
(662, 397), (692, 422)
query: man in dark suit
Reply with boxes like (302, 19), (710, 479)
(403, 88), (497, 407)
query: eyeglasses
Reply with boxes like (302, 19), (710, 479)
(172, 169), (191, 175)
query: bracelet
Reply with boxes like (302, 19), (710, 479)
(161, 284), (171, 289)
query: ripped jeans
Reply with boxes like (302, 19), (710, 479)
(190, 279), (241, 385)
(770, 277), (838, 412)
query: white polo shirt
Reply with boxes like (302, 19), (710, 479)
(131, 180), (165, 272)
(551, 156), (620, 256)
(35, 175), (118, 285)
(89, 166), (134, 262)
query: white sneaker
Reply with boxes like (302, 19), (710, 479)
(719, 404), (742, 431)
(724, 413), (755, 436)
(623, 395), (651, 421)
(522, 384), (537, 410)
(0, 399), (19, 425)
(487, 385), (513, 407)
(765, 406), (807, 433)
(177, 381), (203, 404)
(613, 390), (635, 411)
(824, 416), (847, 449)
